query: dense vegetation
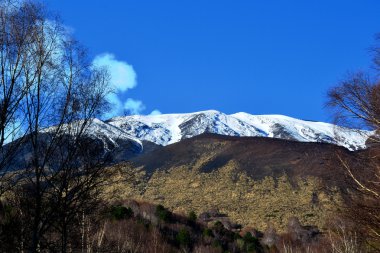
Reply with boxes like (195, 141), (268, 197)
(0, 198), (367, 252)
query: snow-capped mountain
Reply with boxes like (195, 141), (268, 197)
(8, 119), (144, 170)
(82, 118), (144, 161)
(8, 110), (369, 171)
(106, 110), (372, 151)
(41, 118), (143, 154)
(84, 118), (143, 152)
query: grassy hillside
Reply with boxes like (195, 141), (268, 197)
(103, 134), (362, 231)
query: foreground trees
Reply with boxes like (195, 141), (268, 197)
(327, 35), (380, 250)
(0, 1), (112, 252)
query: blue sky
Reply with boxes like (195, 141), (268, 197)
(49, 1), (380, 122)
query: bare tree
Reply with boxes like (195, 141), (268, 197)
(0, 1), (115, 252)
(0, 0), (48, 195)
(327, 34), (380, 250)
(327, 72), (380, 132)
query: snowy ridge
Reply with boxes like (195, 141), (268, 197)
(86, 118), (143, 151)
(42, 118), (143, 152)
(107, 110), (373, 151)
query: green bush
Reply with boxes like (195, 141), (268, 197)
(213, 221), (225, 233)
(155, 204), (171, 222)
(176, 228), (191, 247)
(242, 232), (261, 252)
(188, 210), (197, 222)
(203, 228), (214, 237)
(109, 205), (133, 220)
(212, 240), (222, 249)
(236, 238), (245, 250)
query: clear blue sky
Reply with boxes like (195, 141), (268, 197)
(49, 1), (380, 122)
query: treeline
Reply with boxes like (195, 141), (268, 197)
(0, 198), (368, 252)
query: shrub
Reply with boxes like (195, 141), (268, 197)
(213, 221), (224, 230)
(109, 205), (133, 220)
(176, 228), (191, 247)
(212, 240), (222, 249)
(243, 232), (261, 252)
(155, 204), (171, 222)
(203, 228), (214, 237)
(236, 238), (245, 250)
(188, 210), (197, 222)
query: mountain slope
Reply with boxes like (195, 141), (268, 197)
(107, 110), (371, 150)
(84, 118), (143, 153)
(114, 134), (368, 230)
(6, 119), (143, 170)
(81, 118), (143, 162)
(130, 133), (364, 187)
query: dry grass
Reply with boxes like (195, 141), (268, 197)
(105, 160), (343, 231)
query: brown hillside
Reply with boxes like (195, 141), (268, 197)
(131, 133), (364, 188)
(111, 134), (368, 231)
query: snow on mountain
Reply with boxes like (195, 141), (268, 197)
(42, 118), (143, 152)
(231, 113), (370, 151)
(6, 119), (143, 171)
(106, 110), (372, 151)
(85, 118), (143, 152)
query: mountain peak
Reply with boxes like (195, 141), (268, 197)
(106, 110), (372, 150)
